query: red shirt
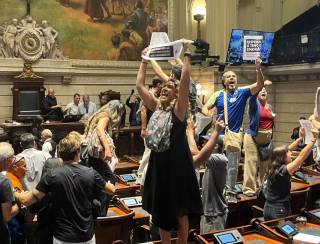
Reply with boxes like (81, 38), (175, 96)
(259, 103), (274, 130)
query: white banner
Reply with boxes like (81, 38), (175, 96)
(142, 32), (192, 61)
(243, 35), (263, 61)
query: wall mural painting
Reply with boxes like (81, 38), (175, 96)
(0, 0), (168, 61)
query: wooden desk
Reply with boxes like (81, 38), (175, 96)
(115, 182), (140, 198)
(107, 206), (150, 243)
(0, 122), (33, 152)
(115, 157), (140, 175)
(41, 122), (85, 142)
(114, 126), (144, 156)
(227, 172), (320, 228)
(191, 224), (286, 244)
(103, 205), (151, 226)
(260, 213), (320, 242)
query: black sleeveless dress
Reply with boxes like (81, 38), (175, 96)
(142, 113), (203, 230)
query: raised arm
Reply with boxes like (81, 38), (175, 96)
(193, 120), (225, 167)
(249, 57), (264, 95)
(140, 104), (148, 138)
(136, 50), (158, 111)
(96, 116), (112, 162)
(287, 132), (318, 174)
(186, 118), (200, 156)
(202, 91), (219, 116)
(174, 41), (192, 120)
(150, 60), (169, 82)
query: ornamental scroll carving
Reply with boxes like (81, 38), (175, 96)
(0, 16), (65, 63)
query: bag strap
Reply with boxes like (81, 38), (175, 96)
(223, 91), (229, 130)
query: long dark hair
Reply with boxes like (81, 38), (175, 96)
(267, 145), (289, 183)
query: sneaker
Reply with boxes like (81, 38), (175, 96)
(243, 192), (255, 197)
(226, 194), (237, 203)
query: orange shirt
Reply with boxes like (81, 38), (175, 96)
(6, 171), (24, 192)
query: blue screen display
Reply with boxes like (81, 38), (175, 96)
(123, 198), (137, 206)
(314, 211), (320, 218)
(121, 175), (134, 181)
(226, 29), (275, 64)
(282, 225), (295, 234)
(217, 233), (236, 243)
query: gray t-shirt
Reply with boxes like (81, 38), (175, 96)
(202, 154), (228, 217)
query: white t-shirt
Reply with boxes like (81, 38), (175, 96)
(65, 102), (81, 115)
(18, 148), (51, 190)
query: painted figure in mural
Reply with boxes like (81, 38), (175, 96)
(119, 29), (138, 60)
(84, 0), (112, 22)
(109, 0), (127, 17)
(130, 0), (149, 41)
(3, 18), (18, 57)
(107, 34), (121, 60)
(126, 20), (144, 54)
(41, 20), (58, 58)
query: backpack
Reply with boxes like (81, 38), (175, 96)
(145, 106), (173, 152)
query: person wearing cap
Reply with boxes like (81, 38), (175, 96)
(201, 57), (264, 201)
(187, 119), (228, 233)
(17, 133), (51, 191)
(6, 156), (27, 192)
(0, 142), (20, 244)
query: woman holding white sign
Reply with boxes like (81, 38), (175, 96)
(136, 41), (203, 243)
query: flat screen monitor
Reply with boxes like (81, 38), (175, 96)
(226, 29), (275, 64)
(120, 174), (136, 182)
(313, 210), (320, 218)
(281, 224), (295, 235)
(217, 233), (237, 244)
(277, 221), (298, 237)
(123, 198), (138, 206)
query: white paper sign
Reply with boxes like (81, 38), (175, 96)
(315, 87), (320, 118)
(149, 32), (170, 47)
(243, 35), (263, 61)
(142, 32), (192, 61)
(300, 119), (313, 144)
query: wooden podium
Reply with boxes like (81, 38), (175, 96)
(11, 64), (45, 121)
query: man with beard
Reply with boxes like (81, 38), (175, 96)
(202, 57), (264, 202)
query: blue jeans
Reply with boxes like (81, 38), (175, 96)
(264, 201), (291, 221)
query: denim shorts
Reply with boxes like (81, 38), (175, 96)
(263, 201), (291, 221)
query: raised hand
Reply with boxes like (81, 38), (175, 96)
(214, 119), (225, 133)
(255, 56), (262, 70)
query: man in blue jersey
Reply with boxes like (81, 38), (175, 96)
(202, 57), (264, 201)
